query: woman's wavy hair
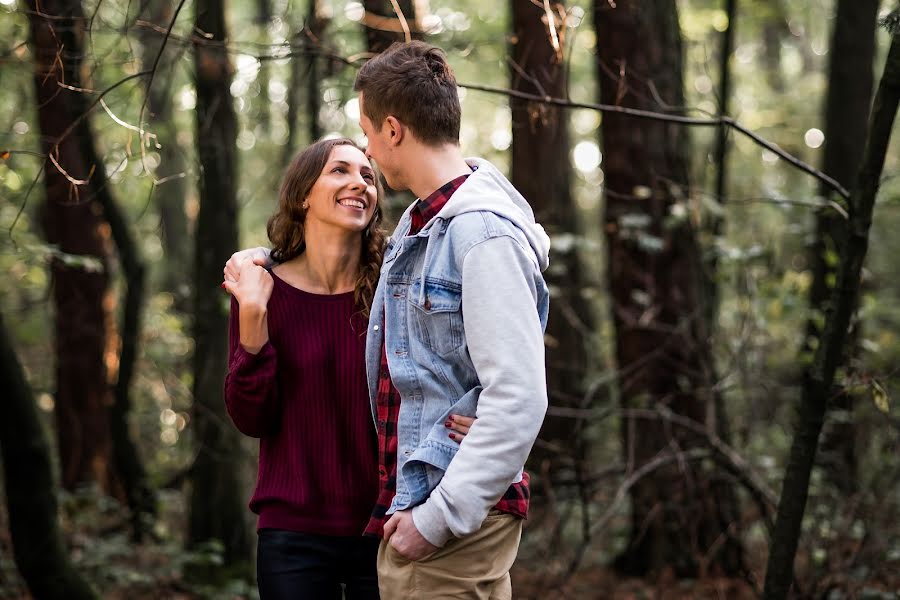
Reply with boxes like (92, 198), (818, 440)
(267, 137), (386, 317)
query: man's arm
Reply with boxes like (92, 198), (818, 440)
(410, 235), (548, 547)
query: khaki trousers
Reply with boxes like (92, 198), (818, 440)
(377, 512), (523, 600)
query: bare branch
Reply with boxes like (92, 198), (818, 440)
(459, 81), (850, 200)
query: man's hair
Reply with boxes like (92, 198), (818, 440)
(354, 41), (461, 146)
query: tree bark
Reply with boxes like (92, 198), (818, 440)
(805, 0), (878, 495)
(188, 0), (252, 573)
(26, 0), (118, 494)
(510, 0), (592, 466)
(284, 0), (326, 166)
(0, 312), (97, 600)
(763, 25), (900, 600)
(593, 0), (743, 577)
(139, 0), (191, 302)
(760, 0), (789, 92)
(363, 0), (418, 53)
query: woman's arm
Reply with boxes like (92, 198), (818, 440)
(224, 267), (280, 437)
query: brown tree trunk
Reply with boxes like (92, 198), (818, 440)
(363, 0), (418, 53)
(593, 0), (743, 577)
(0, 312), (97, 600)
(361, 0), (419, 215)
(284, 0), (326, 166)
(760, 0), (789, 92)
(187, 0), (252, 574)
(764, 24), (900, 600)
(806, 0), (878, 495)
(510, 0), (591, 465)
(139, 0), (191, 302)
(26, 0), (118, 495)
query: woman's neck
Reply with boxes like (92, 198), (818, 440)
(278, 226), (361, 294)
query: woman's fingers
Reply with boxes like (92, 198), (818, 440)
(446, 414), (475, 442)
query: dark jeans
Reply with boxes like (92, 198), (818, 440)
(256, 529), (380, 600)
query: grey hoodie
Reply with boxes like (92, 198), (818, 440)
(398, 157), (550, 547)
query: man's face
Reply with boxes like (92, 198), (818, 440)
(358, 93), (403, 191)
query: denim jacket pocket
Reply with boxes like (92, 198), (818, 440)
(408, 278), (464, 357)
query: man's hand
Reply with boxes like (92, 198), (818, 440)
(224, 247), (272, 285)
(383, 510), (438, 561)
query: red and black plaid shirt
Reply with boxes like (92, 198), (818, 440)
(364, 171), (530, 538)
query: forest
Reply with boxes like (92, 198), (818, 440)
(1, 0), (899, 598)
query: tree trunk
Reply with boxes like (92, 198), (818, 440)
(284, 0), (325, 163)
(805, 0), (878, 495)
(760, 0), (789, 92)
(363, 0), (418, 53)
(254, 0), (271, 135)
(764, 25), (900, 600)
(188, 0), (252, 573)
(593, 0), (743, 577)
(510, 0), (591, 464)
(26, 0), (118, 494)
(0, 312), (97, 600)
(139, 0), (191, 302)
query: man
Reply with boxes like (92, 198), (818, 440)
(227, 41), (549, 599)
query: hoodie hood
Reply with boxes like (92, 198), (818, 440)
(418, 157), (550, 272)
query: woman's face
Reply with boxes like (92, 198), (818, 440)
(304, 145), (378, 234)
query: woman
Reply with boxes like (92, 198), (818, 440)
(223, 138), (471, 599)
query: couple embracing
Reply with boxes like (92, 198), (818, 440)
(224, 40), (549, 600)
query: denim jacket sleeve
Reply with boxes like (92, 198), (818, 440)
(412, 234), (548, 546)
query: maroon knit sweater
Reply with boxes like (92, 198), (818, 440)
(224, 272), (379, 536)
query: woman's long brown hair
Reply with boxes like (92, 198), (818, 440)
(267, 138), (386, 317)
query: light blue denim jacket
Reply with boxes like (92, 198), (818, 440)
(365, 158), (550, 547)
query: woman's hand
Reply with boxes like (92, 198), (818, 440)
(224, 265), (274, 354)
(224, 264), (274, 309)
(446, 414), (475, 443)
(223, 247), (272, 285)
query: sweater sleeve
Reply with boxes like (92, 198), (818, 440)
(224, 296), (281, 437)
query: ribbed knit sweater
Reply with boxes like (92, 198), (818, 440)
(224, 272), (379, 536)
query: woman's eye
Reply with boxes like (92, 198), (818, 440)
(363, 174), (376, 183)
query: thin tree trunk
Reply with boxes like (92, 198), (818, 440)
(85, 133), (155, 541)
(140, 0), (191, 302)
(713, 0), (736, 206)
(761, 0), (789, 92)
(255, 0), (271, 135)
(26, 0), (118, 494)
(510, 0), (591, 464)
(0, 312), (97, 600)
(188, 0), (252, 573)
(306, 0), (324, 143)
(284, 0), (326, 165)
(764, 26), (900, 600)
(805, 0), (878, 495)
(363, 0), (418, 53)
(594, 0), (743, 577)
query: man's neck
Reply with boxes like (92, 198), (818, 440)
(403, 144), (471, 200)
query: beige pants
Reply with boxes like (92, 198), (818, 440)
(377, 512), (523, 600)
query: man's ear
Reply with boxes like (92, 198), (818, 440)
(385, 116), (404, 146)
